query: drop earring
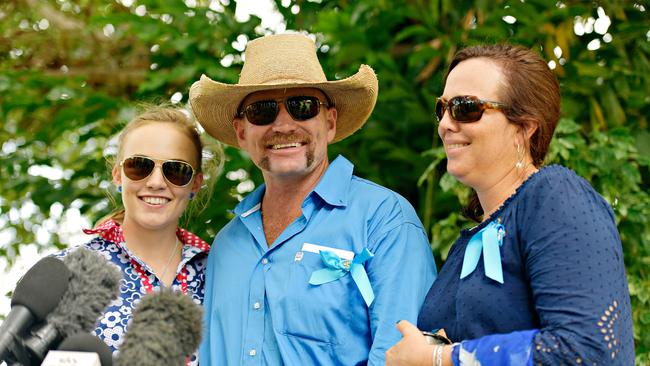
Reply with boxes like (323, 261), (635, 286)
(189, 192), (195, 200)
(117, 186), (122, 193)
(515, 143), (524, 170)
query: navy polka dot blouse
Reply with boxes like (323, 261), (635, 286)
(418, 165), (634, 365)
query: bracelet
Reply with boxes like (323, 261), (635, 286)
(431, 345), (437, 366)
(431, 345), (443, 366)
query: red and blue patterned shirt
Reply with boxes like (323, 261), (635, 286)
(54, 219), (210, 365)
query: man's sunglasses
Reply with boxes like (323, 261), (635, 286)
(120, 155), (196, 187)
(435, 95), (509, 123)
(238, 96), (329, 126)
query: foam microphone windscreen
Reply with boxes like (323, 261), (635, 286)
(57, 333), (113, 366)
(115, 289), (203, 366)
(11, 257), (71, 320)
(22, 248), (122, 364)
(49, 247), (122, 335)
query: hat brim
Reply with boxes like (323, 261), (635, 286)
(189, 65), (378, 147)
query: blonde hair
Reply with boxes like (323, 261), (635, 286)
(98, 104), (223, 227)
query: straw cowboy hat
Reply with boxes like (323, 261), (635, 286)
(189, 33), (378, 147)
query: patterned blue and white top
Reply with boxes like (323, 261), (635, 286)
(54, 219), (210, 365)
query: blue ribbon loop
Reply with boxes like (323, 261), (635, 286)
(308, 248), (375, 307)
(460, 220), (505, 284)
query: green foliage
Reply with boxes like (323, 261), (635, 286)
(1, 0), (648, 360)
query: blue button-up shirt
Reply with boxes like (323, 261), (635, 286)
(200, 156), (436, 365)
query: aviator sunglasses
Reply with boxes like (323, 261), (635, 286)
(238, 96), (330, 126)
(435, 95), (510, 123)
(120, 155), (196, 187)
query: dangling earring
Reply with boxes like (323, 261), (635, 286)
(189, 192), (195, 200)
(117, 186), (122, 193)
(515, 143), (524, 170)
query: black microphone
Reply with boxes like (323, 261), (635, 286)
(21, 248), (122, 365)
(57, 333), (112, 366)
(0, 257), (71, 363)
(115, 289), (203, 366)
(39, 333), (113, 366)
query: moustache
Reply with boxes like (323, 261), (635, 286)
(263, 133), (312, 146)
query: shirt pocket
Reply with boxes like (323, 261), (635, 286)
(276, 250), (355, 345)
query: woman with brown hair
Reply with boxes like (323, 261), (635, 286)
(386, 44), (633, 365)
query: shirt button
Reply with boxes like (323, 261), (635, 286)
(253, 302), (261, 310)
(261, 258), (269, 265)
(249, 349), (257, 357)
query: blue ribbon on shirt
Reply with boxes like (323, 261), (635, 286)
(460, 220), (506, 284)
(308, 248), (375, 307)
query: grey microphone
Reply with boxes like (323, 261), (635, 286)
(115, 289), (203, 366)
(21, 248), (122, 365)
(0, 257), (71, 363)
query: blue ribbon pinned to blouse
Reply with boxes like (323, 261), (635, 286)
(308, 248), (375, 307)
(460, 220), (506, 284)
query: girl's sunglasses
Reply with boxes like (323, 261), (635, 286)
(120, 155), (196, 187)
(238, 96), (329, 126)
(435, 95), (509, 123)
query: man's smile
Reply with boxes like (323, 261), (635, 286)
(269, 142), (305, 150)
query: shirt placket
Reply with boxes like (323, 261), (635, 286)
(238, 209), (267, 365)
(241, 255), (268, 366)
(239, 198), (314, 365)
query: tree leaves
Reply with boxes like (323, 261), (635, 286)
(1, 0), (649, 360)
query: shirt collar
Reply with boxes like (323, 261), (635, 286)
(234, 184), (266, 216)
(312, 155), (353, 207)
(83, 219), (210, 253)
(233, 155), (354, 218)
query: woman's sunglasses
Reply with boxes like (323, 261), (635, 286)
(238, 96), (329, 126)
(435, 95), (509, 123)
(120, 155), (196, 187)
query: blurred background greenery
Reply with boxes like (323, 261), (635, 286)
(1, 0), (648, 362)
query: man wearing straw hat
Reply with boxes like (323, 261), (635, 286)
(190, 33), (436, 365)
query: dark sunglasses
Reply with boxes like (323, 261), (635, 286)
(120, 155), (196, 187)
(238, 96), (329, 126)
(435, 95), (509, 123)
